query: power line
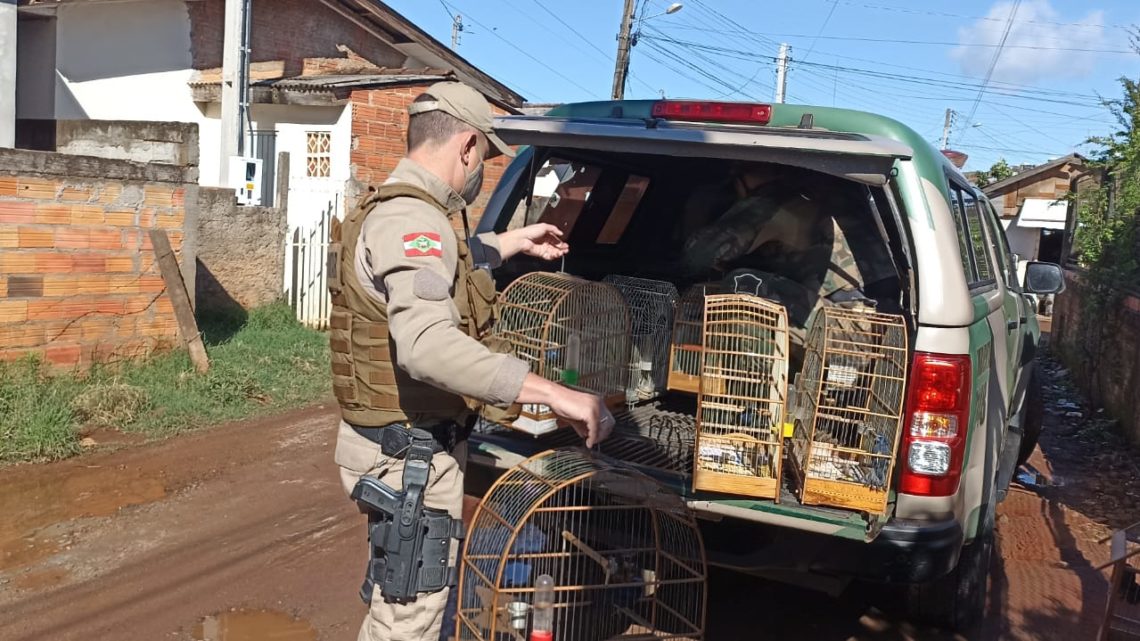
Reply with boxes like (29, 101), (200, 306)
(640, 35), (1107, 107)
(652, 24), (1134, 54)
(963, 0), (1020, 128)
(458, 11), (599, 98)
(802, 0), (839, 63)
(799, 0), (1127, 31)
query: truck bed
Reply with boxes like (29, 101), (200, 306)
(468, 396), (877, 542)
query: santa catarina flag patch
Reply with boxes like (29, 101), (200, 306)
(402, 232), (443, 257)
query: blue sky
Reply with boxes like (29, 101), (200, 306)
(386, 0), (1140, 171)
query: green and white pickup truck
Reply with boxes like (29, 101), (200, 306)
(463, 99), (1063, 633)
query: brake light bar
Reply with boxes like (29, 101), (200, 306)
(651, 100), (772, 125)
(898, 352), (972, 497)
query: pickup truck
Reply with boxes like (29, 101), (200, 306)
(462, 99), (1063, 633)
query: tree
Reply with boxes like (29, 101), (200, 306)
(973, 158), (1014, 187)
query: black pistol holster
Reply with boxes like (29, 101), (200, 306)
(350, 428), (465, 605)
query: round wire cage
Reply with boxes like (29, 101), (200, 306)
(495, 272), (631, 404)
(602, 276), (679, 405)
(458, 449), (708, 641)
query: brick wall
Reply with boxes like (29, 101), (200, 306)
(188, 0), (406, 74)
(347, 86), (512, 229)
(0, 149), (197, 367)
(1053, 271), (1140, 445)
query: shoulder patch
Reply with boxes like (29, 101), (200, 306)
(403, 232), (443, 257)
(413, 269), (451, 301)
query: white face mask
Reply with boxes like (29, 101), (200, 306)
(460, 151), (485, 205)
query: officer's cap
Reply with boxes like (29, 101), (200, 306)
(408, 82), (515, 159)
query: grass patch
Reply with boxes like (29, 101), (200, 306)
(0, 302), (330, 463)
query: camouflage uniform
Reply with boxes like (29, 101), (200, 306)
(683, 178), (897, 361)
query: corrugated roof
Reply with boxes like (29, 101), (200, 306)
(265, 73), (449, 91)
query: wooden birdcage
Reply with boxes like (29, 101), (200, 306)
(1099, 522), (1140, 641)
(603, 276), (679, 405)
(789, 307), (908, 515)
(495, 272), (630, 435)
(458, 449), (707, 641)
(692, 294), (790, 499)
(667, 284), (723, 394)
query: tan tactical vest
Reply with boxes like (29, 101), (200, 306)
(327, 183), (502, 427)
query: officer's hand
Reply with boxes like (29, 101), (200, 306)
(498, 223), (570, 262)
(547, 387), (613, 448)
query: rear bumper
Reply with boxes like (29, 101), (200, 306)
(700, 513), (963, 585)
(855, 517), (963, 583)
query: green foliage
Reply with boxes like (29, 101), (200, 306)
(0, 302), (330, 462)
(0, 357), (82, 462)
(973, 158), (1014, 187)
(1072, 56), (1140, 362)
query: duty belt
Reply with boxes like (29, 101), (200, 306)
(349, 421), (464, 457)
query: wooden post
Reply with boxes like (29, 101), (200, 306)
(151, 229), (210, 373)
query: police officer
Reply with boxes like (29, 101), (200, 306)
(329, 81), (614, 641)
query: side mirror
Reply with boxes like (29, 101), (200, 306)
(1023, 262), (1065, 295)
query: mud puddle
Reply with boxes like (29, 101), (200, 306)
(193, 610), (317, 641)
(0, 463), (166, 572)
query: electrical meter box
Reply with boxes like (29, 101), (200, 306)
(229, 157), (263, 206)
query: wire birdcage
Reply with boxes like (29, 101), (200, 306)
(603, 276), (679, 405)
(495, 273), (631, 435)
(693, 294), (790, 499)
(458, 449), (707, 641)
(667, 284), (724, 395)
(789, 307), (908, 515)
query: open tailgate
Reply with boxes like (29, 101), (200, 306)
(492, 115), (914, 186)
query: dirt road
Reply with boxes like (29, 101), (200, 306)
(0, 359), (1122, 640)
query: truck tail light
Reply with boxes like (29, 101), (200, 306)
(898, 353), (972, 497)
(651, 100), (772, 125)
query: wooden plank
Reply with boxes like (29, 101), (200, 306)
(150, 229), (210, 374)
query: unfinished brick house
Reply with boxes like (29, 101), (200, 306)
(14, 0), (524, 231)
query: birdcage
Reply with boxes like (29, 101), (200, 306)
(789, 307), (908, 515)
(495, 272), (631, 435)
(692, 294), (790, 499)
(1098, 522), (1140, 641)
(458, 449), (707, 641)
(603, 276), (679, 405)
(667, 284), (723, 395)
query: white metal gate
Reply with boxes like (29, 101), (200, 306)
(286, 196), (336, 329)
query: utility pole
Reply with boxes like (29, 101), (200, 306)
(450, 13), (463, 49)
(611, 0), (636, 100)
(774, 43), (790, 104)
(940, 108), (953, 150)
(220, 0), (249, 185)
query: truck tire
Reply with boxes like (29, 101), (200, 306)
(1016, 368), (1044, 467)
(902, 508), (994, 634)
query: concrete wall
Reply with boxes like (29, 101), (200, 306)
(52, 120), (199, 167)
(0, 147), (197, 367)
(195, 187), (285, 315)
(1052, 271), (1140, 445)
